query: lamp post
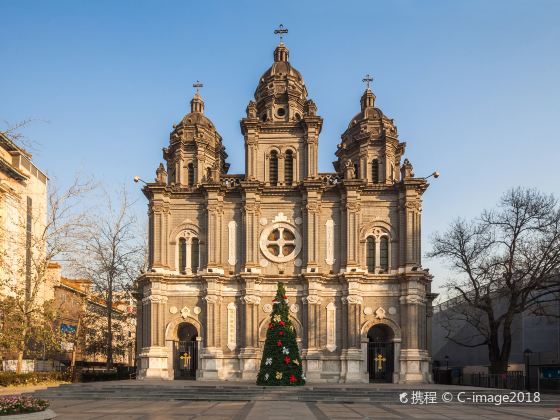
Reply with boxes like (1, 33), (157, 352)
(133, 176), (147, 185)
(424, 171), (440, 180)
(523, 348), (533, 391)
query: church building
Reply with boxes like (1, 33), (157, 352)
(136, 38), (437, 383)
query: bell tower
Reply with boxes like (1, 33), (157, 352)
(241, 30), (323, 185)
(335, 75), (405, 183)
(164, 83), (229, 187)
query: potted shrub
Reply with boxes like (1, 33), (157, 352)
(0, 396), (56, 419)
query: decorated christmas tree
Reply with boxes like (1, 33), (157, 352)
(256, 282), (305, 386)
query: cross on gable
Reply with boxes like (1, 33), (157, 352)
(274, 24), (288, 42)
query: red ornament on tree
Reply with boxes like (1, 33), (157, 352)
(284, 356), (291, 364)
(279, 331), (284, 336)
(289, 374), (296, 383)
(279, 320), (285, 326)
(268, 323), (273, 329)
(277, 340), (282, 347)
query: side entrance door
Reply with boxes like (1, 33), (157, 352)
(174, 340), (197, 379)
(368, 341), (394, 382)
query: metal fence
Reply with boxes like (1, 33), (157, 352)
(460, 371), (525, 390)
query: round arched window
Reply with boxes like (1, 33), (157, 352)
(259, 222), (302, 263)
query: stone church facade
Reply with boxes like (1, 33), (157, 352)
(136, 41), (437, 383)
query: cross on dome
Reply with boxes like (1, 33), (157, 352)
(274, 24), (288, 43)
(362, 74), (373, 90)
(193, 80), (203, 94)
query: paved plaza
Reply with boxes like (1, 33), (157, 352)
(48, 398), (560, 420)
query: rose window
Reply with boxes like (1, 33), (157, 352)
(259, 222), (302, 263)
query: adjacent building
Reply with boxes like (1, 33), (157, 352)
(0, 131), (49, 301)
(51, 263), (136, 367)
(136, 41), (437, 383)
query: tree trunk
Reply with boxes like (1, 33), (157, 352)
(487, 324), (506, 374)
(16, 350), (24, 374)
(487, 319), (514, 375)
(70, 316), (82, 382)
(106, 282), (113, 371)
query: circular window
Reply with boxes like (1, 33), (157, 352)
(259, 222), (302, 263)
(276, 107), (286, 117)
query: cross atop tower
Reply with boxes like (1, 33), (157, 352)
(274, 24), (288, 42)
(193, 80), (203, 94)
(362, 74), (373, 90)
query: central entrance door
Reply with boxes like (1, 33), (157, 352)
(174, 323), (198, 380)
(367, 324), (394, 382)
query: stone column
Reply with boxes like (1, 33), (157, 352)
(343, 192), (361, 269)
(399, 292), (426, 383)
(204, 294), (222, 348)
(205, 190), (223, 270)
(137, 294), (168, 380)
(341, 294), (365, 382)
(345, 295), (363, 349)
(195, 336), (203, 379)
(304, 295), (322, 349)
(304, 191), (321, 269)
(393, 338), (402, 383)
(241, 191), (260, 270)
(151, 204), (163, 269)
(199, 294), (223, 380)
(239, 294), (261, 380)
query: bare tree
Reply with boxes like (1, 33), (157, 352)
(1, 119), (48, 151)
(429, 187), (560, 374)
(0, 178), (93, 373)
(73, 187), (144, 370)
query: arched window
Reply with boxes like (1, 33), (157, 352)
(366, 236), (375, 273)
(380, 236), (389, 271)
(179, 238), (187, 273)
(168, 165), (176, 185)
(285, 150), (294, 185)
(206, 167), (212, 181)
(354, 161), (360, 179)
(187, 163), (195, 186)
(372, 159), (379, 183)
(270, 151), (278, 185)
(191, 238), (199, 273)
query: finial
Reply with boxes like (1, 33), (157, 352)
(274, 24), (288, 43)
(362, 74), (373, 90)
(193, 80), (203, 94)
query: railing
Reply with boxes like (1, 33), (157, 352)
(221, 175), (244, 189)
(435, 370), (526, 390)
(319, 173), (343, 186)
(461, 371), (525, 390)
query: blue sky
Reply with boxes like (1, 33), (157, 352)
(2, 0), (559, 295)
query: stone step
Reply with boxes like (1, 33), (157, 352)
(30, 384), (560, 406)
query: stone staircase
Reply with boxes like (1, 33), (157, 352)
(28, 381), (560, 406)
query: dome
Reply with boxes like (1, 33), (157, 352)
(346, 89), (397, 135)
(176, 93), (216, 130)
(257, 44), (305, 85)
(252, 43), (309, 122)
(180, 112), (215, 130)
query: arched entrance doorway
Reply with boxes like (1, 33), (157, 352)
(367, 324), (394, 382)
(174, 322), (198, 380)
